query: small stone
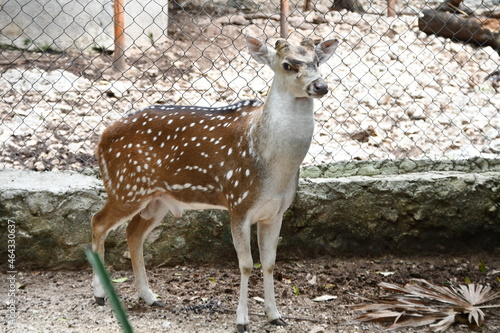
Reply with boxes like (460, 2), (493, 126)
(489, 138), (500, 153)
(34, 161), (46, 171)
(229, 15), (248, 26)
(400, 159), (417, 172)
(308, 325), (327, 333)
(214, 16), (230, 25)
(358, 164), (379, 176)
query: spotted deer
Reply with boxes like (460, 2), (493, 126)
(91, 36), (338, 332)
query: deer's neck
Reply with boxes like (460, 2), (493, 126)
(250, 80), (315, 187)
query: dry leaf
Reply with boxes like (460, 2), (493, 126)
(253, 296), (264, 303)
(352, 279), (500, 332)
(112, 277), (128, 283)
(313, 295), (337, 302)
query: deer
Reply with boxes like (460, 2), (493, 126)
(91, 36), (338, 332)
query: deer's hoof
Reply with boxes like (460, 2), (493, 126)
(236, 323), (250, 333)
(95, 297), (105, 306)
(270, 318), (287, 326)
(151, 301), (165, 307)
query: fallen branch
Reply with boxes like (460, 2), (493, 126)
(418, 9), (500, 53)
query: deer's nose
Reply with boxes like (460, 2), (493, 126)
(309, 78), (329, 96)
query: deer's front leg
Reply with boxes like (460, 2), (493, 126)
(231, 217), (253, 333)
(258, 213), (286, 326)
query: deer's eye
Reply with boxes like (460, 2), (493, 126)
(283, 62), (299, 73)
(283, 60), (300, 73)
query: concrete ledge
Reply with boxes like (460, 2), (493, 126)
(1, 161), (499, 270)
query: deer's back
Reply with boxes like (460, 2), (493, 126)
(97, 100), (264, 209)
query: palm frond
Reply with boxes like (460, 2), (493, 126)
(352, 279), (500, 332)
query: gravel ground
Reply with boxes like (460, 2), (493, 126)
(0, 0), (499, 171)
(2, 254), (500, 332)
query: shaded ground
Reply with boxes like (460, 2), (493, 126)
(3, 254), (500, 332)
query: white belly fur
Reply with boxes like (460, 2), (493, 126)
(140, 194), (227, 219)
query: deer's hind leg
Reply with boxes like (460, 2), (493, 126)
(126, 198), (170, 306)
(92, 201), (138, 305)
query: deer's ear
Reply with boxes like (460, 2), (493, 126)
(246, 36), (276, 66)
(316, 39), (339, 64)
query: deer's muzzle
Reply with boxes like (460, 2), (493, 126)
(308, 78), (329, 97)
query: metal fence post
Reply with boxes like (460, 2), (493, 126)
(113, 0), (126, 72)
(280, 0), (289, 39)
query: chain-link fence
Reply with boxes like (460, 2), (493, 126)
(0, 0), (498, 171)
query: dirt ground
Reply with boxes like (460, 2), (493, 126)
(3, 254), (500, 333)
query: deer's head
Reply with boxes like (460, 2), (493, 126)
(246, 36), (339, 98)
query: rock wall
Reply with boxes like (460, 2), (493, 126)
(1, 159), (499, 270)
